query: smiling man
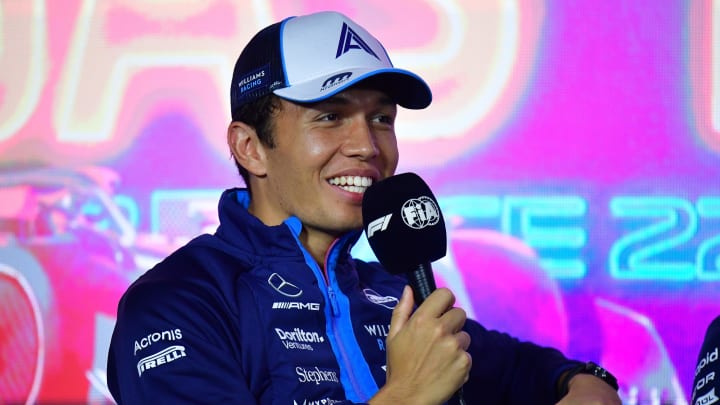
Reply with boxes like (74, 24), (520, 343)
(107, 11), (621, 405)
(235, 86), (399, 267)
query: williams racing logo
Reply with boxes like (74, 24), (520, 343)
(137, 345), (187, 377)
(237, 65), (268, 95)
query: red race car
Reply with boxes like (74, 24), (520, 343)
(0, 166), (168, 404)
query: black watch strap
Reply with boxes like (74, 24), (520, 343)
(558, 361), (619, 398)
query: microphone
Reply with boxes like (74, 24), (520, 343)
(362, 172), (465, 405)
(691, 315), (720, 405)
(361, 172), (446, 304)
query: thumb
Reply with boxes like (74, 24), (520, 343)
(388, 285), (414, 341)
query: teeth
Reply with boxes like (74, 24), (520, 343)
(328, 176), (373, 193)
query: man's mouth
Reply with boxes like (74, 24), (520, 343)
(328, 176), (373, 194)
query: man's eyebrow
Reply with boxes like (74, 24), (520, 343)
(308, 93), (397, 108)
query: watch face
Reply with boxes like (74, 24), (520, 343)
(586, 362), (619, 390)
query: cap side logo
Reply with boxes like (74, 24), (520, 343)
(335, 22), (379, 60)
(236, 64), (270, 101)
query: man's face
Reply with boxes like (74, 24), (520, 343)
(256, 87), (399, 237)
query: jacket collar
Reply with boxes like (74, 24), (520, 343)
(215, 188), (363, 267)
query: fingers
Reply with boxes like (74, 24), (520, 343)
(413, 289), (467, 339)
(456, 330), (472, 353)
(413, 287), (456, 319)
(457, 333), (472, 385)
(380, 286), (472, 404)
(440, 307), (468, 334)
(391, 287), (467, 337)
(388, 285), (413, 341)
(415, 289), (470, 375)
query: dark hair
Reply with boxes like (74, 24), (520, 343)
(230, 94), (282, 191)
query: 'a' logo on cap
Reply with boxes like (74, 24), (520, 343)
(336, 22), (380, 60)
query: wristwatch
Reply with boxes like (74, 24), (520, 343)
(558, 361), (619, 398)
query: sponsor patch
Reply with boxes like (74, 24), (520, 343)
(275, 327), (326, 351)
(320, 71), (352, 92)
(268, 273), (303, 297)
(363, 288), (398, 309)
(272, 301), (321, 311)
(696, 388), (719, 405)
(137, 345), (187, 377)
(296, 366), (339, 385)
(133, 328), (183, 356)
(364, 323), (391, 337)
(294, 399), (342, 405)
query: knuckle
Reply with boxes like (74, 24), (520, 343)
(430, 323), (446, 339)
(459, 351), (472, 370)
(439, 287), (454, 301)
(449, 307), (467, 321)
(459, 331), (471, 349)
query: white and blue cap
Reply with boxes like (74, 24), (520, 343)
(230, 11), (432, 119)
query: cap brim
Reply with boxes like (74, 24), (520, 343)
(273, 68), (432, 109)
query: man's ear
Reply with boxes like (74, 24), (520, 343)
(227, 121), (267, 177)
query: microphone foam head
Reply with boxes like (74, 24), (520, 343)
(362, 172), (446, 274)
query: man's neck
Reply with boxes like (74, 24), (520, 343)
(298, 226), (338, 271)
(247, 201), (335, 271)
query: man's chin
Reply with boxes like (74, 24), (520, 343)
(326, 217), (364, 236)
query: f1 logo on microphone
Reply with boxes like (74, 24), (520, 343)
(367, 214), (392, 238)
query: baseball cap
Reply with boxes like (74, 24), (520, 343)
(230, 11), (432, 119)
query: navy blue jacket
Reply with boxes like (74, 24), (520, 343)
(107, 189), (580, 404)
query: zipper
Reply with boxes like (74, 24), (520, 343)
(327, 286), (340, 317)
(284, 220), (376, 401)
(326, 283), (367, 399)
(323, 239), (368, 400)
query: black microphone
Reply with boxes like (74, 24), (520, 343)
(691, 315), (720, 404)
(361, 172), (446, 304)
(362, 172), (465, 405)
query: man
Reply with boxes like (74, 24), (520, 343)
(107, 11), (621, 404)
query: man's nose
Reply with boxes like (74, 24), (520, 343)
(343, 120), (379, 160)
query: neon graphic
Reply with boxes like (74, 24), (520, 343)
(0, 0), (46, 142)
(689, 0), (720, 153)
(697, 197), (720, 280)
(610, 197), (697, 280)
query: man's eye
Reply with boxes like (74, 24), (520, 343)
(319, 113), (339, 121)
(373, 115), (394, 125)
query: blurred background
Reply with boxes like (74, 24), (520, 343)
(0, 1), (718, 403)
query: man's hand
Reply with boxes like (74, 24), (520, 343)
(556, 374), (622, 405)
(370, 286), (471, 405)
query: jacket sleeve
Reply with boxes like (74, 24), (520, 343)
(106, 270), (262, 404)
(461, 319), (581, 404)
